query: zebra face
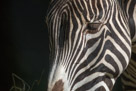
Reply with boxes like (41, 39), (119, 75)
(46, 0), (131, 91)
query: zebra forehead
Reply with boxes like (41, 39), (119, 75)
(46, 0), (111, 21)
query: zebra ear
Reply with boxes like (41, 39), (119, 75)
(86, 23), (101, 34)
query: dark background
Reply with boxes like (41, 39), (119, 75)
(1, 0), (122, 91)
(1, 0), (50, 90)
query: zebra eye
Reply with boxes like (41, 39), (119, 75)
(86, 23), (101, 34)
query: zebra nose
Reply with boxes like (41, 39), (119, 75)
(51, 79), (64, 91)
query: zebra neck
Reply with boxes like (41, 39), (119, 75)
(122, 0), (136, 42)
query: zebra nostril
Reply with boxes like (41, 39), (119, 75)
(86, 23), (101, 34)
(52, 79), (64, 91)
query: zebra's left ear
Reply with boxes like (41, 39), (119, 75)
(86, 23), (101, 34)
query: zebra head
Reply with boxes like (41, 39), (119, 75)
(46, 0), (132, 91)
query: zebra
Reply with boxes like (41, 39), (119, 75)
(46, 0), (136, 90)
(120, 0), (136, 90)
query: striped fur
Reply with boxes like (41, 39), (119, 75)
(121, 0), (136, 90)
(46, 0), (133, 90)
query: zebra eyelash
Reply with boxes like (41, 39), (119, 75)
(86, 23), (101, 34)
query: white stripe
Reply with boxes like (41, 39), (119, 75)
(87, 81), (110, 91)
(72, 72), (106, 90)
(70, 38), (101, 84)
(132, 4), (136, 42)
